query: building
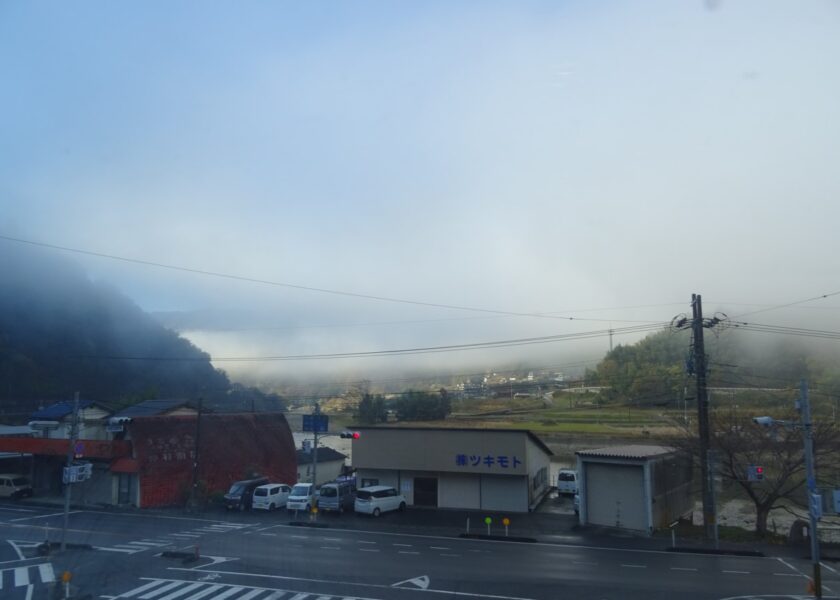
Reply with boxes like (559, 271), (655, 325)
(295, 447), (346, 486)
(352, 427), (552, 513)
(576, 445), (693, 534)
(0, 398), (298, 508)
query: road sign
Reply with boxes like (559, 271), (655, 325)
(62, 462), (93, 484)
(74, 442), (84, 458)
(810, 492), (823, 520)
(302, 414), (329, 433)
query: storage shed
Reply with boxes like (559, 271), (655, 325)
(576, 445), (692, 534)
(352, 427), (552, 513)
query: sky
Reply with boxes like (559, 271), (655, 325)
(2, 1), (840, 384)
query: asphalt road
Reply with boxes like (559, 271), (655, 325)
(2, 503), (839, 600)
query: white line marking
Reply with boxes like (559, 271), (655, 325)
(320, 546), (340, 550)
(234, 590), (265, 600)
(0, 507), (36, 513)
(323, 537), (342, 542)
(722, 570), (750, 574)
(25, 585), (33, 600)
(620, 564), (646, 569)
(11, 511), (81, 522)
(822, 562), (839, 575)
(157, 582), (203, 600)
(38, 563), (55, 583)
(394, 543), (413, 547)
(289, 535), (309, 539)
(359, 548), (380, 552)
(773, 573), (800, 577)
(94, 546), (137, 553)
(260, 533), (278, 537)
(440, 553), (461, 557)
(15, 566), (30, 586)
(208, 586), (245, 600)
(670, 567), (697, 572)
(139, 581), (182, 599)
(430, 546), (450, 550)
(399, 551), (420, 555)
(357, 540), (377, 544)
(572, 561), (597, 566)
(167, 567), (541, 600)
(181, 584), (223, 600)
(116, 579), (167, 597)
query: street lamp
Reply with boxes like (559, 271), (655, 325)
(752, 379), (822, 598)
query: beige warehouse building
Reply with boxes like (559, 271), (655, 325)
(351, 427), (552, 513)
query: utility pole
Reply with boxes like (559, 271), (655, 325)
(800, 379), (822, 598)
(691, 293), (716, 542)
(312, 403), (320, 488)
(61, 392), (80, 552)
(189, 397), (203, 510)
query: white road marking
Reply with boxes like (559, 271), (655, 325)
(670, 567), (697, 572)
(38, 563), (55, 583)
(323, 537), (342, 542)
(399, 551), (420, 555)
(170, 534), (200, 538)
(15, 566), (31, 586)
(572, 561), (597, 566)
(620, 564), (646, 569)
(394, 543), (413, 547)
(722, 570), (750, 574)
(357, 540), (377, 544)
(167, 566), (543, 600)
(320, 546), (341, 550)
(24, 585), (33, 600)
(0, 507), (36, 513)
(773, 573), (800, 577)
(157, 582), (203, 600)
(95, 546), (137, 553)
(822, 562), (839, 574)
(181, 584), (223, 600)
(440, 553), (461, 557)
(11, 511), (81, 522)
(430, 546), (450, 550)
(116, 579), (166, 597)
(289, 535), (309, 539)
(260, 533), (278, 537)
(359, 548), (380, 552)
(139, 581), (182, 598)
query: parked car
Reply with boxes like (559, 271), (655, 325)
(0, 474), (33, 499)
(317, 481), (355, 513)
(557, 469), (578, 495)
(354, 485), (406, 517)
(286, 482), (318, 512)
(251, 483), (291, 511)
(223, 476), (269, 510)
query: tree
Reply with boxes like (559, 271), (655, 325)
(357, 393), (387, 424)
(395, 389), (452, 421)
(670, 409), (840, 536)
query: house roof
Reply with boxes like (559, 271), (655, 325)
(31, 400), (102, 420)
(352, 426), (554, 456)
(296, 447), (347, 466)
(576, 445), (676, 460)
(112, 399), (193, 418)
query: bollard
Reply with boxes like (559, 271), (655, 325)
(502, 517), (510, 537)
(484, 517), (492, 536)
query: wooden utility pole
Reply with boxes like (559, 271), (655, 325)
(692, 294), (716, 543)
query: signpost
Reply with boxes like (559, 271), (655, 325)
(502, 517), (510, 537)
(484, 516), (492, 536)
(302, 414), (329, 433)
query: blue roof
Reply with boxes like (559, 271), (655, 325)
(112, 399), (192, 418)
(31, 400), (98, 420)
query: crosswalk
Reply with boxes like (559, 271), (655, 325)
(0, 562), (55, 590)
(115, 578), (373, 600)
(95, 522), (252, 554)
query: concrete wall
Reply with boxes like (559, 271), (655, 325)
(525, 436), (550, 509)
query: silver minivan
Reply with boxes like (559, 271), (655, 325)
(316, 481), (355, 513)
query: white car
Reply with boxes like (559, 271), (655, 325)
(286, 483), (318, 512)
(251, 483), (291, 511)
(354, 485), (406, 517)
(557, 469), (578, 495)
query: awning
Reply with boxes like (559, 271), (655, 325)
(110, 458), (140, 473)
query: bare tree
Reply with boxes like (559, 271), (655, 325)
(669, 410), (840, 536)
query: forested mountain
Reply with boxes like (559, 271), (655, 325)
(586, 325), (840, 410)
(0, 247), (282, 420)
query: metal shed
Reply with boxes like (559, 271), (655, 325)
(576, 445), (692, 534)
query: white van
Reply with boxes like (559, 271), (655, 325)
(557, 470), (578, 495)
(251, 483), (291, 511)
(286, 483), (318, 512)
(0, 474), (33, 499)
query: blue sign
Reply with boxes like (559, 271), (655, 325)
(454, 453), (521, 469)
(302, 414), (329, 433)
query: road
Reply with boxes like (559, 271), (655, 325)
(1, 503), (838, 600)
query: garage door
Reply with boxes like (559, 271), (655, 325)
(585, 463), (647, 531)
(481, 475), (528, 513)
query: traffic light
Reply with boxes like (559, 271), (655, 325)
(747, 465), (765, 482)
(340, 431), (360, 439)
(755, 466), (764, 481)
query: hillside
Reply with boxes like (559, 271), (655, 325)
(0, 246), (280, 419)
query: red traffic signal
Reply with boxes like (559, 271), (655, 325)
(340, 431), (361, 439)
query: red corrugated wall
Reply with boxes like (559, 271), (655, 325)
(128, 413), (297, 508)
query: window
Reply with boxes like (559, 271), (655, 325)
(361, 478), (379, 488)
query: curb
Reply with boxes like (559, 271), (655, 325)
(668, 546), (764, 557)
(459, 533), (537, 543)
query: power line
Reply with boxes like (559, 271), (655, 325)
(730, 290), (840, 319)
(0, 234), (658, 324)
(63, 322), (667, 363)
